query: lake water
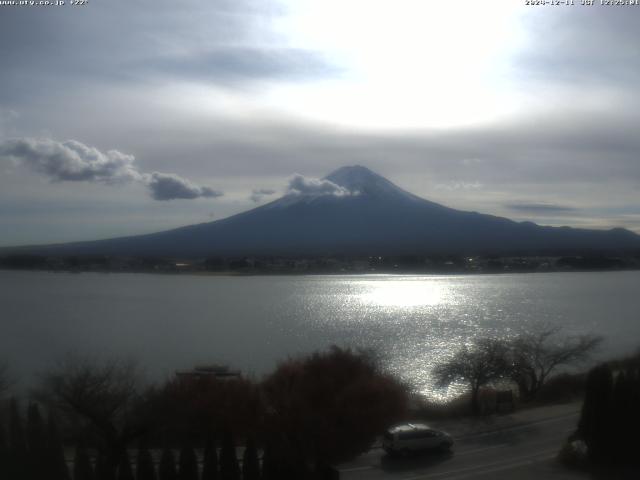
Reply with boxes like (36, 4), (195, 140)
(1, 270), (639, 399)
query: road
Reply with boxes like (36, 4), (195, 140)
(338, 411), (587, 480)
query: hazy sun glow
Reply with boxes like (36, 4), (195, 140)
(268, 0), (527, 129)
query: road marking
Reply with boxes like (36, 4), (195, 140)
(339, 444), (512, 472)
(453, 443), (508, 456)
(340, 412), (578, 477)
(455, 412), (579, 440)
(341, 435), (566, 474)
(400, 448), (557, 480)
(456, 428), (570, 456)
(340, 465), (375, 472)
(442, 453), (555, 480)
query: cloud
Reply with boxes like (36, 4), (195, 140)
(0, 138), (221, 201)
(516, 7), (640, 89)
(144, 47), (337, 86)
(0, 2), (336, 106)
(250, 188), (277, 203)
(0, 108), (18, 137)
(146, 172), (223, 201)
(0, 138), (142, 184)
(435, 181), (483, 191)
(505, 203), (577, 215)
(286, 174), (352, 197)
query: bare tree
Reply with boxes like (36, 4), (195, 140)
(434, 338), (511, 415)
(508, 327), (602, 401)
(34, 354), (149, 470)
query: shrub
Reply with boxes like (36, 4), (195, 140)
(73, 445), (95, 480)
(178, 445), (198, 480)
(116, 450), (134, 480)
(534, 373), (586, 405)
(262, 346), (409, 470)
(201, 436), (219, 480)
(219, 430), (240, 480)
(136, 440), (157, 480)
(159, 447), (178, 480)
(241, 437), (260, 480)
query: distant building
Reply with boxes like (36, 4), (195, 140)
(175, 364), (241, 381)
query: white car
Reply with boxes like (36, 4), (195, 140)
(383, 423), (454, 456)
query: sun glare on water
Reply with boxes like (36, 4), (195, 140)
(358, 278), (450, 308)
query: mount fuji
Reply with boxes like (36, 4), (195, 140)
(9, 166), (640, 257)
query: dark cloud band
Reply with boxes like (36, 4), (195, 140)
(250, 188), (277, 203)
(505, 203), (577, 215)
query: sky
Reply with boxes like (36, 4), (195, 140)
(1, 0), (640, 246)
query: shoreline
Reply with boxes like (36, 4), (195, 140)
(1, 266), (639, 277)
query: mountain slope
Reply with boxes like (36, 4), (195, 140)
(6, 166), (640, 257)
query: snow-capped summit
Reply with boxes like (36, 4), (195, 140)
(8, 166), (640, 257)
(324, 165), (419, 201)
(267, 165), (421, 210)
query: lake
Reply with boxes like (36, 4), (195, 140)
(1, 270), (639, 399)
